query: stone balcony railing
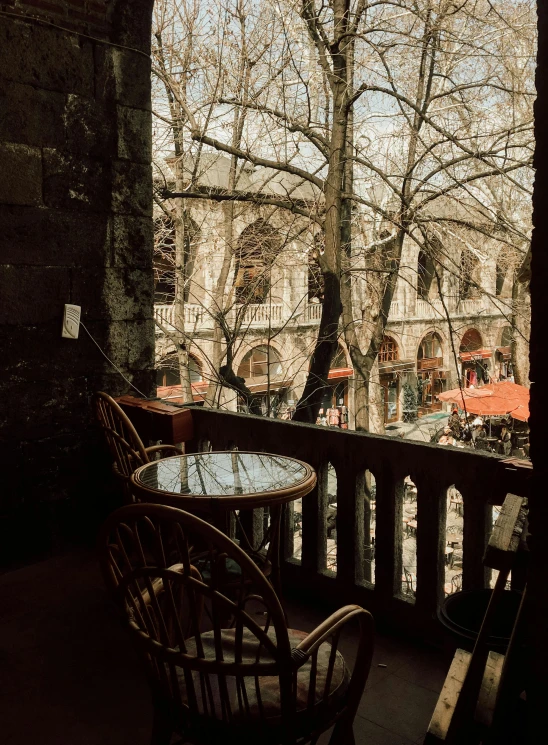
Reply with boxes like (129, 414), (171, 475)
(154, 303), (207, 333)
(154, 301), (324, 333)
(457, 297), (486, 316)
(183, 406), (530, 638)
(414, 298), (446, 318)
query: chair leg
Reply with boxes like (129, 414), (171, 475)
(150, 708), (173, 745)
(328, 720), (355, 745)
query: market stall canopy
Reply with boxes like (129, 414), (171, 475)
(437, 381), (529, 421)
(459, 348), (493, 361)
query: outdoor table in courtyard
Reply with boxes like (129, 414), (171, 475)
(131, 451), (316, 594)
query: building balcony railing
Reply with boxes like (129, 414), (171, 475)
(414, 297), (446, 318)
(154, 301), (324, 334)
(417, 356), (443, 371)
(236, 303), (284, 327)
(388, 300), (403, 319)
(457, 297), (485, 316)
(183, 406), (530, 638)
(154, 303), (207, 333)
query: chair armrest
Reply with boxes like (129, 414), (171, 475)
(293, 604), (373, 661)
(292, 604), (374, 715)
(144, 445), (182, 458)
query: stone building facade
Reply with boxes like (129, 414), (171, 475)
(154, 161), (519, 428)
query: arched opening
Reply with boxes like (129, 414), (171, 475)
(234, 219), (281, 304)
(237, 344), (282, 380)
(153, 216), (175, 303)
(496, 326), (514, 380)
(417, 250), (439, 299)
(459, 250), (481, 299)
(379, 336), (400, 423)
(153, 212), (200, 304)
(459, 329), (489, 387)
(156, 352), (203, 387)
(460, 328), (483, 352)
(495, 247), (520, 297)
(417, 332), (445, 412)
(237, 345), (288, 417)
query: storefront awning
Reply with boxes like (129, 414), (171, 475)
(328, 366), (353, 380)
(459, 348), (492, 362)
(379, 359), (415, 374)
(496, 346), (511, 360)
(246, 377), (293, 393)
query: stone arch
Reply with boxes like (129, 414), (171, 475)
(500, 325), (513, 347)
(459, 249), (482, 299)
(234, 219), (282, 304)
(232, 338), (285, 377)
(156, 351), (203, 387)
(417, 330), (443, 361)
(153, 211), (200, 304)
(379, 334), (400, 362)
(236, 344), (283, 381)
(332, 342), (351, 369)
(459, 328), (483, 353)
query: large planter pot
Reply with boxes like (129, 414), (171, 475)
(438, 588), (522, 652)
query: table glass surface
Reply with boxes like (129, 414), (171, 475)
(136, 452), (310, 497)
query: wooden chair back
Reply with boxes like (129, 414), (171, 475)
(99, 503), (297, 732)
(95, 391), (150, 484)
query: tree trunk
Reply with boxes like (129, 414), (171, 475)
(174, 161), (193, 403)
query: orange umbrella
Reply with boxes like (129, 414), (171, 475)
(437, 381), (529, 421)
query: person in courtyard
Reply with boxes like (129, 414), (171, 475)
(448, 410), (461, 439)
(439, 427), (454, 446)
(471, 416), (483, 442)
(475, 424), (489, 451)
(497, 422), (512, 456)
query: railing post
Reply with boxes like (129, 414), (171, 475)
(301, 462), (326, 573)
(415, 477), (446, 617)
(461, 484), (492, 590)
(374, 462), (403, 607)
(334, 459), (363, 586)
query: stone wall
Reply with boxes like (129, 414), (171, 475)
(0, 1), (155, 564)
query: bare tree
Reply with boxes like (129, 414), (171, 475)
(152, 0), (534, 427)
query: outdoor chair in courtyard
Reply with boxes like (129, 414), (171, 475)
(95, 391), (181, 503)
(99, 503), (374, 745)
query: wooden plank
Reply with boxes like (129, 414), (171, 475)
(484, 494), (525, 570)
(425, 649), (472, 743)
(476, 651), (505, 728)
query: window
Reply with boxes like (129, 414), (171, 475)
(379, 336), (399, 362)
(237, 345), (282, 380)
(460, 328), (482, 353)
(417, 251), (439, 299)
(418, 332), (442, 361)
(153, 213), (199, 304)
(234, 219), (281, 304)
(331, 345), (349, 369)
(459, 250), (481, 299)
(500, 326), (512, 347)
(156, 354), (202, 387)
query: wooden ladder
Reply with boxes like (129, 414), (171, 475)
(424, 493), (528, 745)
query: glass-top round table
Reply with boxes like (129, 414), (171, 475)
(131, 451), (316, 511)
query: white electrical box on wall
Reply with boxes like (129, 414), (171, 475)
(62, 304), (81, 339)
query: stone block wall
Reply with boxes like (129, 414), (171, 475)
(0, 1), (155, 565)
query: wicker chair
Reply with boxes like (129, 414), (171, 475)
(99, 503), (374, 745)
(95, 391), (181, 503)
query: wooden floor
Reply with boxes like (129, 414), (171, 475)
(0, 550), (449, 745)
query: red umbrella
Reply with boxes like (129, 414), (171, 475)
(437, 381), (529, 421)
